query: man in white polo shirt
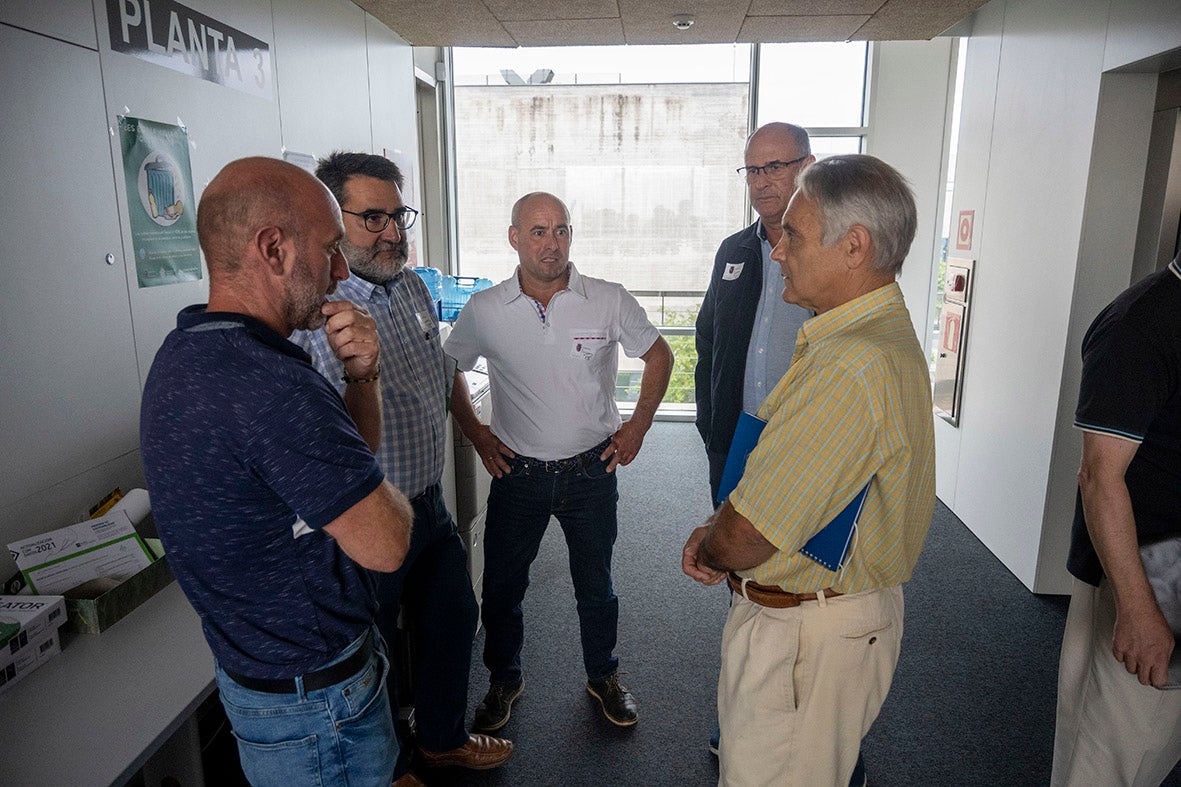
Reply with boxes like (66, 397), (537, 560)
(446, 191), (673, 732)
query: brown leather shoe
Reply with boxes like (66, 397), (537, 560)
(392, 772), (426, 786)
(417, 734), (513, 770)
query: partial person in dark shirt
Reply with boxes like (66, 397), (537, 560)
(141, 157), (413, 787)
(1051, 255), (1181, 786)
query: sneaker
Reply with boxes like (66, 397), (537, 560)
(709, 726), (720, 756)
(472, 678), (524, 732)
(586, 674), (638, 726)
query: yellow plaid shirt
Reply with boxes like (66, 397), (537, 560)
(730, 282), (936, 594)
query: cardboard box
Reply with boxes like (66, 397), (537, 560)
(0, 596), (66, 697)
(0, 627), (62, 696)
(62, 540), (173, 634)
(0, 595), (67, 656)
(9, 511), (154, 596)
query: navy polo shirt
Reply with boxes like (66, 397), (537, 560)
(141, 306), (385, 678)
(1067, 259), (1181, 586)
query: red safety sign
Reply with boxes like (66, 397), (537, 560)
(956, 210), (974, 251)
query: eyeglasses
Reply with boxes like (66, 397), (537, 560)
(342, 206), (419, 233)
(736, 156), (810, 181)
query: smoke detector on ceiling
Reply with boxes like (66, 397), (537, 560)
(672, 14), (695, 31)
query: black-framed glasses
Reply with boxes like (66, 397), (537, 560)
(736, 156), (810, 181)
(342, 206), (419, 233)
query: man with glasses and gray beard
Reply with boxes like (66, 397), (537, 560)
(294, 152), (512, 785)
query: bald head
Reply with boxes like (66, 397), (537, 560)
(511, 191), (570, 228)
(197, 157), (338, 277)
(746, 122), (811, 158)
(742, 123), (814, 240)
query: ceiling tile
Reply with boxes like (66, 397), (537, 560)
(619, 1), (746, 45)
(746, 0), (884, 14)
(354, 0), (516, 46)
(851, 0), (984, 40)
(504, 17), (627, 46)
(738, 15), (870, 43)
(352, 0), (989, 47)
(484, 0), (620, 22)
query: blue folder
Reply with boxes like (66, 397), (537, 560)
(717, 411), (870, 572)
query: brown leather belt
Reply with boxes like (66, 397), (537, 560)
(727, 572), (842, 609)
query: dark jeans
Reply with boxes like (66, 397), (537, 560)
(371, 483), (479, 774)
(707, 448), (728, 510)
(482, 450), (621, 684)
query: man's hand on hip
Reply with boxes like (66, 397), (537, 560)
(471, 424), (514, 478)
(322, 301), (380, 381)
(1112, 599), (1175, 687)
(604, 417), (650, 472)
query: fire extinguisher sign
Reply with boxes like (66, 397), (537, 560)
(956, 210), (975, 251)
(943, 312), (962, 353)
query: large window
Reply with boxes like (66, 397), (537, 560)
(756, 42), (868, 155)
(449, 43), (870, 409)
(929, 40), (968, 377)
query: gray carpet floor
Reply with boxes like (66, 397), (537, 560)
(422, 421), (1179, 786)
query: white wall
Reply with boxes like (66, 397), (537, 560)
(0, 0), (418, 582)
(936, 0), (1180, 592)
(866, 39), (957, 354)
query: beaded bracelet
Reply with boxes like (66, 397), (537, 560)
(341, 363), (381, 384)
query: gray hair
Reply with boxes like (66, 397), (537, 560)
(748, 122), (811, 157)
(796, 154), (916, 275)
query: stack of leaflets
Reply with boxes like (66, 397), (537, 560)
(0, 595), (66, 695)
(7, 511), (155, 596)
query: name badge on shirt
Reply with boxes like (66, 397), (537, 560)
(415, 309), (438, 339)
(570, 333), (608, 360)
(722, 262), (744, 281)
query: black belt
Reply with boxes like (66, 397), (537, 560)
(224, 632), (374, 694)
(410, 483), (440, 505)
(511, 438), (612, 474)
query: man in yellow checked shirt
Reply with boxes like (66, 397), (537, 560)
(682, 154), (936, 787)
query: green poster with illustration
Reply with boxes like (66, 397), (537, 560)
(118, 116), (202, 287)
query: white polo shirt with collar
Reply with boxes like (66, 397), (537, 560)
(444, 263), (661, 461)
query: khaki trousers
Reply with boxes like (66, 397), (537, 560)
(1052, 578), (1181, 787)
(717, 585), (903, 787)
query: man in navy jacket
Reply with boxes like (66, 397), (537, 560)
(695, 122), (814, 504)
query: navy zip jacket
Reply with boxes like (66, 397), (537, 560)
(694, 222), (764, 455)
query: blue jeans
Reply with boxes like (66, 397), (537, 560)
(371, 483), (478, 774)
(482, 450), (620, 684)
(214, 627), (396, 787)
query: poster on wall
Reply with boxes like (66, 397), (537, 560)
(118, 116), (202, 287)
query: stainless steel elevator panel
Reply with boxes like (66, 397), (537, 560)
(934, 258), (975, 426)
